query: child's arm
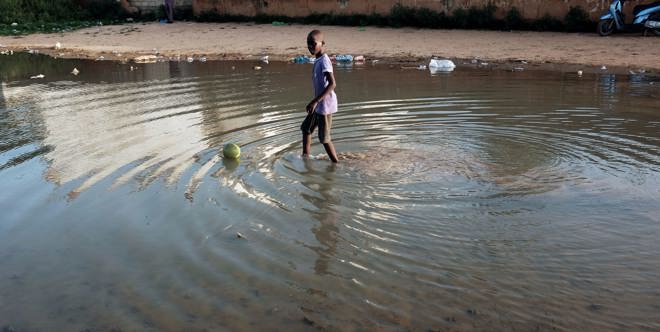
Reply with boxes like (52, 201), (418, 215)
(306, 71), (336, 113)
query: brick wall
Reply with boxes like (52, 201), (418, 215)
(192, 0), (646, 21)
(129, 0), (193, 13)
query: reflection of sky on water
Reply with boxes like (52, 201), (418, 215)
(1, 55), (660, 331)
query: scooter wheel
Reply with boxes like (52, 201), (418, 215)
(643, 28), (660, 36)
(598, 19), (615, 36)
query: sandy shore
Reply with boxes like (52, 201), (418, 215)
(1, 22), (659, 72)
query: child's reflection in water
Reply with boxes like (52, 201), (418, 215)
(301, 160), (340, 276)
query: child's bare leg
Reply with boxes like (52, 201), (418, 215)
(323, 142), (338, 163)
(302, 133), (312, 157)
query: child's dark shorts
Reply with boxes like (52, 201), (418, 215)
(301, 112), (333, 144)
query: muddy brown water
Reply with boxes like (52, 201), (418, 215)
(1, 53), (659, 331)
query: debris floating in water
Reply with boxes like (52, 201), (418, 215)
(187, 56), (194, 62)
(236, 232), (246, 239)
(577, 70), (583, 76)
(253, 65), (262, 70)
(133, 55), (157, 63)
(429, 59), (456, 72)
(260, 55), (269, 64)
(71, 68), (80, 76)
(30, 74), (45, 79)
(601, 65), (607, 70)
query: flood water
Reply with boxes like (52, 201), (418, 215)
(1, 53), (660, 331)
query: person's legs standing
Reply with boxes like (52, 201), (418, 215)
(318, 115), (338, 163)
(301, 111), (318, 157)
(165, 0), (174, 23)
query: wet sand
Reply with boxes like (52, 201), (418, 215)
(1, 22), (659, 72)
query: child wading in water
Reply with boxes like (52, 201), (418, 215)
(301, 30), (339, 163)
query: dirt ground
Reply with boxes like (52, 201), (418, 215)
(1, 22), (659, 72)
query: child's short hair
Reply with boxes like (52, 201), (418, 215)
(308, 29), (322, 38)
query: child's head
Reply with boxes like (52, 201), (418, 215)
(307, 30), (325, 56)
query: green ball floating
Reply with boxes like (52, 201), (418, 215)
(223, 143), (241, 159)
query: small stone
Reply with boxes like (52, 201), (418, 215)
(588, 304), (603, 311)
(466, 308), (477, 316)
(302, 316), (314, 326)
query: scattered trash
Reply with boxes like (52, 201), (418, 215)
(126, 18), (134, 22)
(30, 74), (45, 79)
(577, 70), (583, 76)
(354, 55), (365, 62)
(253, 65), (262, 70)
(54, 42), (61, 50)
(512, 67), (525, 72)
(129, 66), (137, 71)
(200, 57), (207, 62)
(236, 232), (246, 239)
(629, 69), (646, 75)
(9, 50), (13, 55)
(260, 55), (269, 64)
(479, 62), (489, 66)
(417, 65), (427, 70)
(601, 65), (607, 70)
(293, 55), (315, 64)
(186, 56), (194, 62)
(71, 68), (80, 76)
(336, 54), (354, 63)
(96, 56), (105, 61)
(133, 55), (157, 63)
(272, 21), (286, 26)
(11, 23), (18, 27)
(429, 59), (456, 72)
(371, 59), (380, 65)
(470, 59), (478, 64)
